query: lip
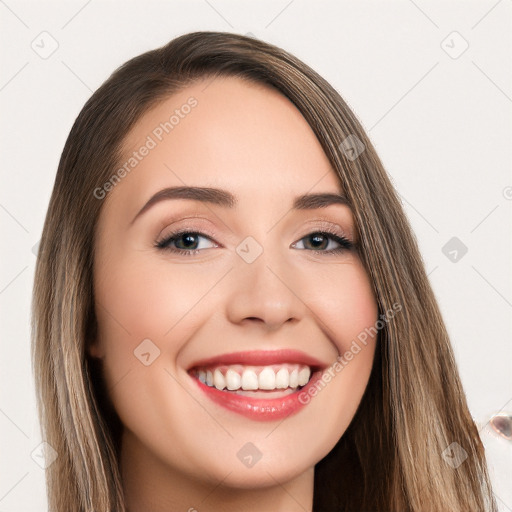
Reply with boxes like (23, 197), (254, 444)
(187, 349), (328, 372)
(191, 368), (324, 421)
(187, 349), (328, 422)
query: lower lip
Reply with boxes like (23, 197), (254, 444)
(191, 370), (323, 421)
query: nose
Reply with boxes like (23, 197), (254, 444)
(224, 246), (306, 331)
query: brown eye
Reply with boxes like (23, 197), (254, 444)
(293, 231), (354, 254)
(303, 233), (330, 250)
(155, 230), (218, 255)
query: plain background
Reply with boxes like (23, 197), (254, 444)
(1, 1), (511, 510)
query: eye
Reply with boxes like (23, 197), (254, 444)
(292, 230), (354, 254)
(155, 230), (218, 255)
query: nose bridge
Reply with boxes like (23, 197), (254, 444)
(226, 234), (303, 329)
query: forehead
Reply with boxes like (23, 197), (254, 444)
(108, 75), (343, 212)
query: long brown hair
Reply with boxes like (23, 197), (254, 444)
(31, 31), (497, 511)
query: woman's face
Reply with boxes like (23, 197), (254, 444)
(90, 76), (378, 491)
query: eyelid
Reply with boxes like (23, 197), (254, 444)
(156, 218), (352, 245)
(156, 227), (220, 250)
(156, 217), (221, 243)
(298, 219), (354, 242)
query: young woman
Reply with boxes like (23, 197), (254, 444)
(31, 31), (497, 511)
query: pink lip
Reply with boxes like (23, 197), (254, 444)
(191, 369), (324, 421)
(187, 349), (328, 421)
(187, 349), (327, 371)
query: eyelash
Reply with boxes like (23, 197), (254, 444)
(154, 226), (354, 256)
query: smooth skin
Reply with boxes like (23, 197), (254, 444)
(89, 76), (379, 512)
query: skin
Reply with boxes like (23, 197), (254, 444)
(89, 76), (379, 512)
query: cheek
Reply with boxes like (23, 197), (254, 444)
(307, 260), (378, 351)
(297, 260), (379, 444)
(95, 253), (215, 344)
(92, 254), (216, 450)
(93, 251), (228, 388)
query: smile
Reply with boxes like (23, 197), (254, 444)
(187, 350), (327, 421)
(194, 364), (312, 391)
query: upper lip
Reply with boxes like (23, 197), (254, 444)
(187, 349), (328, 372)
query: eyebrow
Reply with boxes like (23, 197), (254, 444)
(130, 186), (350, 225)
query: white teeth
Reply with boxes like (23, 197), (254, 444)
(196, 364), (313, 392)
(225, 369), (241, 390)
(258, 367), (275, 390)
(298, 367), (311, 386)
(275, 368), (289, 389)
(289, 369), (299, 388)
(241, 369), (258, 390)
(213, 369), (226, 390)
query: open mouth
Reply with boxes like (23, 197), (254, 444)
(188, 362), (321, 399)
(186, 350), (327, 421)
